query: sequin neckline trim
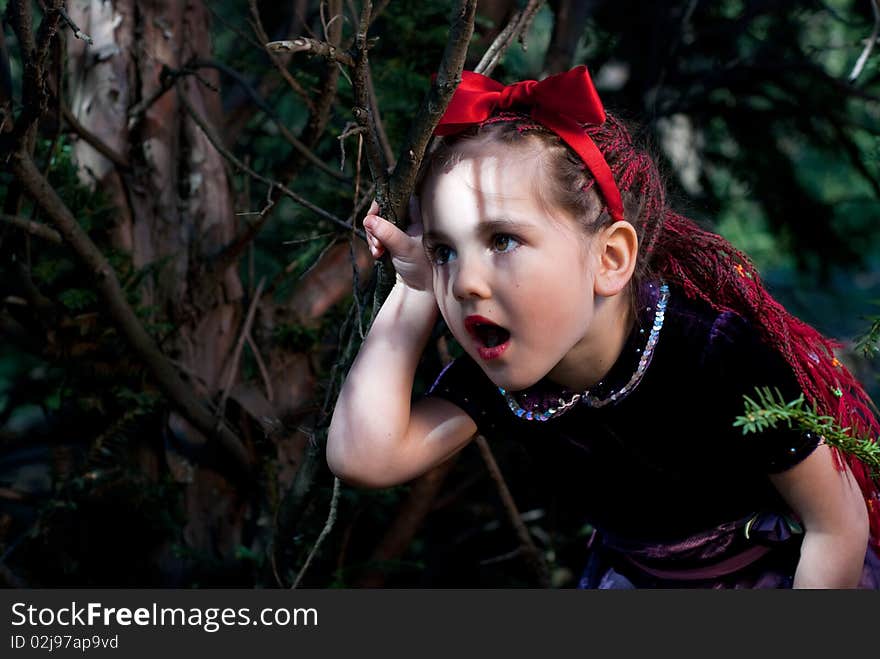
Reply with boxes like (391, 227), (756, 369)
(498, 281), (670, 421)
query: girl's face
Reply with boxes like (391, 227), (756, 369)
(421, 148), (608, 392)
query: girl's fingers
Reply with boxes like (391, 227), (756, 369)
(364, 227), (384, 258)
(363, 215), (410, 256)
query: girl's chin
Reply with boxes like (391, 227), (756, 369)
(475, 363), (545, 393)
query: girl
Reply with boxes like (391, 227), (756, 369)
(327, 66), (880, 588)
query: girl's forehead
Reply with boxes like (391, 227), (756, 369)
(424, 150), (542, 203)
(421, 149), (575, 231)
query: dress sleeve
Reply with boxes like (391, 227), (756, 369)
(702, 310), (822, 474)
(423, 356), (512, 437)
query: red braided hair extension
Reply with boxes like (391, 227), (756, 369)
(656, 210), (880, 548)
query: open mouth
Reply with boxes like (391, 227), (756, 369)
(464, 316), (511, 358)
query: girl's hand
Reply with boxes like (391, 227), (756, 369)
(363, 199), (433, 293)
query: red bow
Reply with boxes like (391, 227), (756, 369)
(435, 65), (623, 221)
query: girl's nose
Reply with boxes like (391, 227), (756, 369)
(452, 256), (491, 301)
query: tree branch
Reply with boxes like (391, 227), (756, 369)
(474, 0), (546, 77)
(475, 435), (551, 587)
(9, 150), (254, 479)
(60, 102), (130, 171)
(366, 64), (394, 166)
(261, 1), (344, 204)
(57, 6), (93, 45)
(216, 278), (266, 423)
(177, 84), (358, 236)
(190, 58), (347, 181)
(352, 1), (390, 206)
(849, 0), (880, 83)
(291, 476), (342, 589)
(0, 213), (62, 243)
(362, 0), (476, 313)
(35, 1), (65, 67)
(248, 0), (317, 112)
(387, 0), (477, 223)
(266, 37), (355, 67)
(354, 457), (459, 587)
(7, 0), (40, 146)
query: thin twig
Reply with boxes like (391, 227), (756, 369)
(35, 0), (65, 76)
(474, 435), (551, 587)
(291, 476), (342, 588)
(366, 64), (394, 166)
(246, 331), (274, 404)
(58, 7), (92, 45)
(217, 277), (266, 423)
(273, 0), (344, 185)
(178, 83), (360, 236)
(191, 58), (347, 181)
(0, 213), (63, 243)
(350, 133), (366, 339)
(370, 0), (393, 26)
(849, 0), (880, 82)
(8, 0), (41, 146)
(474, 0), (546, 77)
(127, 73), (176, 125)
(266, 37), (356, 67)
(248, 0), (316, 112)
(353, 1), (390, 207)
(60, 102), (130, 170)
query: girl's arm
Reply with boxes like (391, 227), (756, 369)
(769, 443), (869, 588)
(326, 204), (478, 488)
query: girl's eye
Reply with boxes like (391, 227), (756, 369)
(426, 244), (456, 265)
(491, 234), (520, 253)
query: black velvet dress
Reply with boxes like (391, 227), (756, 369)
(424, 280), (880, 588)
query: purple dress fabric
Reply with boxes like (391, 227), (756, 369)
(578, 511), (880, 589)
(425, 280), (880, 589)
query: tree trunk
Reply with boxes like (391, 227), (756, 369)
(67, 0), (246, 582)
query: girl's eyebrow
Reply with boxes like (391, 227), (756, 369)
(424, 217), (538, 242)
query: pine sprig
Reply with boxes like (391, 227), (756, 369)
(734, 387), (880, 479)
(854, 313), (880, 360)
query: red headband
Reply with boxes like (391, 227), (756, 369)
(434, 65), (624, 221)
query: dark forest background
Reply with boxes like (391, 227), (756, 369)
(0, 0), (879, 588)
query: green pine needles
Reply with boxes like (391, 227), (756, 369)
(854, 315), (880, 360)
(734, 387), (880, 480)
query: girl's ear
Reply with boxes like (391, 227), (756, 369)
(593, 221), (638, 297)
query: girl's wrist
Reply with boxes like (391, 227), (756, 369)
(394, 272), (434, 299)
